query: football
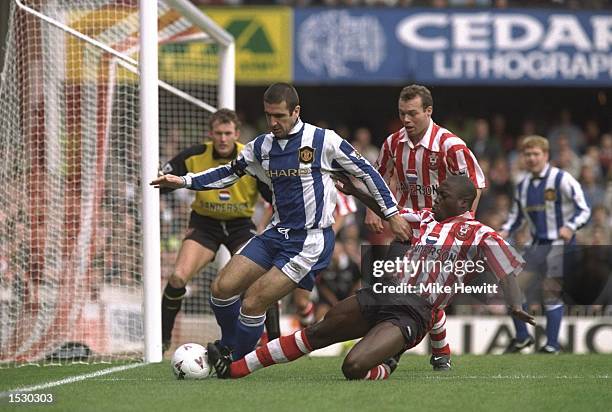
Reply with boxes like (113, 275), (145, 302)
(171, 343), (211, 380)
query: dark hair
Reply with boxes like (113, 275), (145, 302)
(263, 83), (300, 113)
(209, 108), (240, 130)
(446, 175), (476, 205)
(399, 84), (433, 110)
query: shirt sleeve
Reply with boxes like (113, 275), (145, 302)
(185, 141), (257, 190)
(559, 172), (591, 231)
(446, 143), (487, 189)
(479, 230), (525, 280)
(326, 131), (398, 218)
(375, 135), (395, 182)
(501, 181), (525, 233)
(399, 208), (425, 237)
(159, 145), (200, 194)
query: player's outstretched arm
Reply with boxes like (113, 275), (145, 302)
(334, 173), (411, 241)
(499, 275), (535, 326)
(150, 174), (186, 189)
(333, 173), (385, 219)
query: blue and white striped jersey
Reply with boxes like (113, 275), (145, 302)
(183, 119), (398, 230)
(501, 164), (591, 241)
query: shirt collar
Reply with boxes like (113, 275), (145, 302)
(288, 118), (304, 136)
(399, 119), (438, 152)
(212, 143), (238, 160)
(438, 210), (474, 225)
(532, 163), (551, 180)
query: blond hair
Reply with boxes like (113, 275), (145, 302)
(521, 135), (549, 153)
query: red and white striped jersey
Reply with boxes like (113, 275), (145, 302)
(397, 208), (523, 309)
(335, 192), (357, 217)
(376, 120), (486, 210)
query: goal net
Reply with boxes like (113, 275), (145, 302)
(0, 0), (232, 366)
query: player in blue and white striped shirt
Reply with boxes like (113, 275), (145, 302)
(501, 135), (590, 354)
(152, 83), (411, 364)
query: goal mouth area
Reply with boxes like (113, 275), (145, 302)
(0, 0), (233, 367)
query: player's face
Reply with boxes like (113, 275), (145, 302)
(264, 101), (300, 139)
(210, 120), (239, 157)
(432, 182), (460, 221)
(399, 96), (432, 140)
(522, 147), (548, 174)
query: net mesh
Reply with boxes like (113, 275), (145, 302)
(0, 0), (225, 366)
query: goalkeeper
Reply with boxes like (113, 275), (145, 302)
(159, 109), (270, 352)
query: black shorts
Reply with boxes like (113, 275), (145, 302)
(356, 287), (434, 350)
(185, 212), (256, 254)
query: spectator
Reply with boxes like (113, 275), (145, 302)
(470, 118), (501, 161)
(350, 127), (379, 165)
(580, 165), (606, 208)
(599, 133), (612, 176)
(548, 109), (584, 157)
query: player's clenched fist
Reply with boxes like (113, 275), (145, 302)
(150, 174), (186, 189)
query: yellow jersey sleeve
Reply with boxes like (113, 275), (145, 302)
(183, 142), (259, 220)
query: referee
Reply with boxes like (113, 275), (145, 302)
(501, 135), (590, 354)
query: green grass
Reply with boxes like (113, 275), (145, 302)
(1, 355), (611, 411)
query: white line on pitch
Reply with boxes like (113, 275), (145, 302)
(0, 363), (146, 398)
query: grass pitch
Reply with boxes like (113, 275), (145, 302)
(1, 355), (610, 411)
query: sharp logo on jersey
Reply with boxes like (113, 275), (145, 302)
(544, 188), (557, 201)
(428, 152), (440, 170)
(219, 190), (231, 201)
(454, 223), (474, 242)
(266, 168), (312, 177)
(299, 146), (315, 163)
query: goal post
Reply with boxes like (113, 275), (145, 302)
(0, 0), (234, 366)
(140, 0), (161, 364)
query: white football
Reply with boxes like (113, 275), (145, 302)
(171, 343), (211, 380)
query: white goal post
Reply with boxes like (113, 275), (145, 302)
(0, 0), (234, 366)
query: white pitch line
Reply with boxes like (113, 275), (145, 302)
(0, 363), (146, 398)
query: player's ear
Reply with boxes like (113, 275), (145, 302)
(425, 106), (433, 117)
(293, 105), (301, 118)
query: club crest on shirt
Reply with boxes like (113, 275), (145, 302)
(299, 146), (315, 163)
(428, 152), (440, 170)
(350, 150), (364, 160)
(544, 188), (557, 201)
(454, 223), (474, 242)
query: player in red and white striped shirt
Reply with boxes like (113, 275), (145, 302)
(366, 85), (487, 370)
(207, 176), (534, 380)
